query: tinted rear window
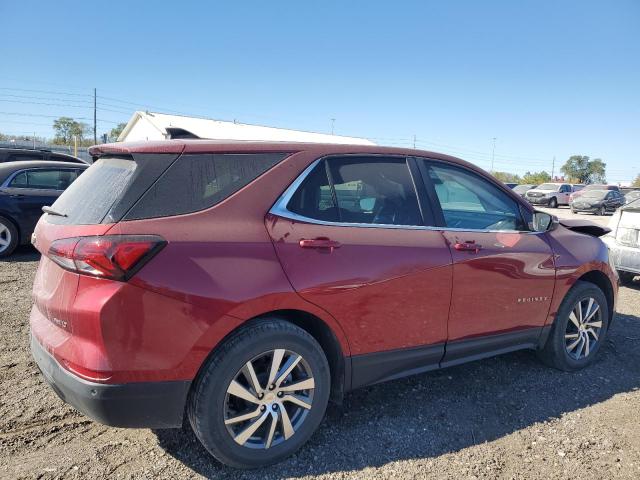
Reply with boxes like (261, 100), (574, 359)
(124, 153), (287, 220)
(47, 154), (177, 225)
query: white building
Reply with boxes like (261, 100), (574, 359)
(118, 111), (375, 145)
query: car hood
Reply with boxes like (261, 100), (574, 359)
(558, 218), (610, 237)
(621, 200), (640, 212)
(527, 189), (556, 194)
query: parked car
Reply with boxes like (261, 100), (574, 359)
(512, 184), (537, 197)
(623, 190), (640, 204)
(524, 182), (573, 207)
(0, 147), (87, 165)
(0, 161), (88, 257)
(504, 182), (518, 189)
(569, 184), (620, 204)
(30, 141), (617, 468)
(570, 190), (625, 215)
(603, 198), (640, 284)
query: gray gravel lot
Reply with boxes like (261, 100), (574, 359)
(1, 236), (640, 479)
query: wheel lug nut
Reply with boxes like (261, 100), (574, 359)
(260, 405), (266, 411)
(269, 384), (275, 390)
(277, 391), (283, 397)
(272, 404), (278, 410)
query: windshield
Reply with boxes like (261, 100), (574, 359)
(537, 183), (559, 191)
(513, 184), (534, 193)
(581, 190), (607, 199)
(584, 184), (607, 191)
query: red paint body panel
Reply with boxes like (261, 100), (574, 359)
(31, 140), (617, 389)
(266, 214), (452, 354)
(442, 230), (556, 341)
(543, 224), (618, 325)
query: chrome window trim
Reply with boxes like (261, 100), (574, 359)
(269, 156), (542, 235)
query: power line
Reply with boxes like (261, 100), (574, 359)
(0, 86), (92, 97)
(0, 111), (121, 124)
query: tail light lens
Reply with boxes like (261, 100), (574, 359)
(48, 235), (166, 281)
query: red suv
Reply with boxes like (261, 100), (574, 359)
(30, 141), (617, 468)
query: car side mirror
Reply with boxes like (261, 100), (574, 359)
(532, 211), (557, 232)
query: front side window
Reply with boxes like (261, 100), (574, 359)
(426, 163), (526, 231)
(286, 157), (423, 226)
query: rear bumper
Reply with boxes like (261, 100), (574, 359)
(31, 335), (190, 428)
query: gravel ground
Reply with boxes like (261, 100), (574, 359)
(1, 242), (640, 480)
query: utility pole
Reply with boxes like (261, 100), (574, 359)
(551, 156), (556, 180)
(413, 134), (416, 149)
(93, 88), (97, 145)
(330, 118), (335, 135)
(491, 137), (496, 172)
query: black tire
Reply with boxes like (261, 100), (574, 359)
(618, 271), (636, 285)
(188, 318), (331, 469)
(0, 216), (19, 258)
(571, 209), (576, 214)
(548, 197), (558, 208)
(538, 281), (609, 371)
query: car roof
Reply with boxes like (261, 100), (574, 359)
(0, 146), (88, 163)
(0, 160), (88, 176)
(89, 139), (484, 171)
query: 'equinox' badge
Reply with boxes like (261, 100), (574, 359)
(517, 297), (549, 303)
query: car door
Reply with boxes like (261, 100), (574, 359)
(612, 191), (624, 210)
(266, 155), (453, 388)
(416, 159), (556, 366)
(4, 168), (77, 233)
(559, 184), (571, 204)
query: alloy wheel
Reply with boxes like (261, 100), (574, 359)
(224, 349), (315, 449)
(564, 297), (603, 360)
(0, 223), (11, 253)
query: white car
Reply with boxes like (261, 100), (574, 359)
(603, 199), (640, 284)
(524, 183), (573, 208)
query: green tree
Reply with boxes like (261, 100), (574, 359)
(492, 171), (521, 183)
(521, 170), (551, 185)
(52, 117), (89, 145)
(632, 174), (640, 188)
(560, 155), (606, 184)
(109, 122), (127, 141)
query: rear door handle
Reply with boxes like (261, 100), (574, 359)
(299, 238), (342, 252)
(454, 241), (482, 253)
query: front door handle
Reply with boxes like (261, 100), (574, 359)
(299, 237), (342, 252)
(454, 241), (482, 253)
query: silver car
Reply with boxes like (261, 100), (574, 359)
(603, 199), (640, 284)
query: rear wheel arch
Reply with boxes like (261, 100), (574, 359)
(0, 212), (20, 243)
(191, 309), (349, 406)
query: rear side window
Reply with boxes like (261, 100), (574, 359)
(9, 169), (77, 190)
(125, 153), (287, 220)
(287, 157), (423, 226)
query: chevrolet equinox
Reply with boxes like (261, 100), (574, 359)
(30, 141), (617, 468)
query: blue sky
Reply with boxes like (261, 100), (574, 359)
(1, 1), (638, 182)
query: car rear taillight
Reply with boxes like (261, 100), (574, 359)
(48, 235), (166, 281)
